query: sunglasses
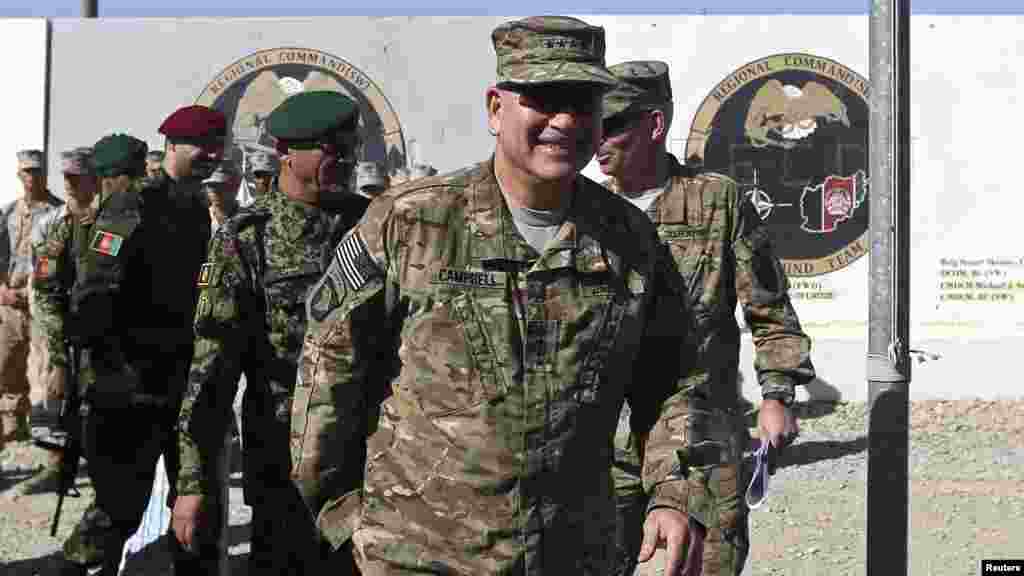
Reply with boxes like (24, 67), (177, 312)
(507, 85), (601, 117)
(601, 109), (652, 138)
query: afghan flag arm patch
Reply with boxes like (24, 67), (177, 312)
(90, 230), (124, 257)
(335, 230), (382, 291)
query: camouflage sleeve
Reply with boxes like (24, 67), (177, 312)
(176, 226), (253, 497)
(291, 196), (399, 549)
(732, 185), (815, 402)
(0, 208), (10, 285)
(632, 240), (698, 518)
(31, 215), (72, 368)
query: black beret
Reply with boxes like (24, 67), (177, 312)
(158, 105), (227, 140)
(265, 91), (359, 146)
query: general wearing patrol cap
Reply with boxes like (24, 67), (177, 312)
(355, 161), (388, 192)
(248, 150), (280, 175)
(491, 16), (618, 89)
(93, 134), (149, 177)
(158, 105), (228, 141)
(202, 160), (239, 186)
(603, 60), (673, 120)
(265, 90), (360, 152)
(16, 150), (44, 170)
(61, 147), (95, 175)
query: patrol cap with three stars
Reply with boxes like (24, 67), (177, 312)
(61, 147), (95, 175)
(93, 134), (149, 177)
(265, 90), (360, 152)
(491, 16), (618, 89)
(603, 60), (673, 120)
(16, 150), (44, 170)
(158, 105), (227, 143)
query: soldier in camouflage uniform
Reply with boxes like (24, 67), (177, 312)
(34, 107), (224, 575)
(21, 147), (99, 492)
(0, 150), (64, 447)
(246, 149), (280, 200)
(202, 160), (242, 237)
(596, 61), (816, 575)
(173, 90), (370, 576)
(292, 16), (705, 575)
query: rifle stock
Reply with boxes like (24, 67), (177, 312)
(50, 340), (83, 537)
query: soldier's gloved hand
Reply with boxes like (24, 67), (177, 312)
(172, 494), (207, 552)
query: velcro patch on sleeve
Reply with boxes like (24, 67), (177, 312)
(334, 231), (381, 291)
(90, 230), (124, 257)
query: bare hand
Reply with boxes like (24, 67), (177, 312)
(758, 399), (798, 449)
(171, 494), (206, 552)
(0, 286), (16, 306)
(638, 507), (704, 575)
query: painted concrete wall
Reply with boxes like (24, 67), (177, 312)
(0, 19), (48, 207)
(11, 15), (1024, 402)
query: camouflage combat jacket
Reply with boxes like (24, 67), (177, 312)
(291, 159), (697, 575)
(607, 154), (815, 494)
(176, 183), (368, 497)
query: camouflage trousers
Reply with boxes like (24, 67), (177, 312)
(611, 405), (750, 576)
(0, 305), (31, 446)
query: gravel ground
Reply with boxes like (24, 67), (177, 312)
(2, 399), (1023, 575)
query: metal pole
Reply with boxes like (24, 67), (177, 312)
(866, 0), (911, 574)
(81, 0), (97, 18)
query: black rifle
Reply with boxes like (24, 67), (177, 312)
(49, 340), (83, 537)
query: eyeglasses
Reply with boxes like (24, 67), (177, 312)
(506, 85), (601, 117)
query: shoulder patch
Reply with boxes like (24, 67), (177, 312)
(335, 231), (381, 291)
(307, 273), (345, 322)
(90, 230), (124, 257)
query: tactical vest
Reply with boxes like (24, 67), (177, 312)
(69, 190), (142, 345)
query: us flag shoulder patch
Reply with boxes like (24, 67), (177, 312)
(335, 231), (381, 291)
(90, 230), (124, 257)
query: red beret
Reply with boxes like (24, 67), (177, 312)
(158, 105), (227, 140)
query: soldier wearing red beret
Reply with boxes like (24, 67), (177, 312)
(46, 105), (227, 576)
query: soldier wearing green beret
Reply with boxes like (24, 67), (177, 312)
(33, 132), (217, 575)
(596, 61), (815, 576)
(292, 16), (701, 575)
(172, 90), (370, 576)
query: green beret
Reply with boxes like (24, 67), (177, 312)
(603, 60), (673, 120)
(265, 91), (359, 147)
(93, 134), (148, 177)
(492, 16), (618, 89)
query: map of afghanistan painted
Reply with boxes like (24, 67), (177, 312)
(687, 53), (870, 277)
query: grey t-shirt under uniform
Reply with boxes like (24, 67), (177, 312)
(508, 202), (568, 255)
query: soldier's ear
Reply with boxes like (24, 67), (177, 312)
(650, 109), (668, 142)
(485, 86), (503, 135)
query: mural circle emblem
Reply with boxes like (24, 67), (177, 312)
(687, 53), (870, 277)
